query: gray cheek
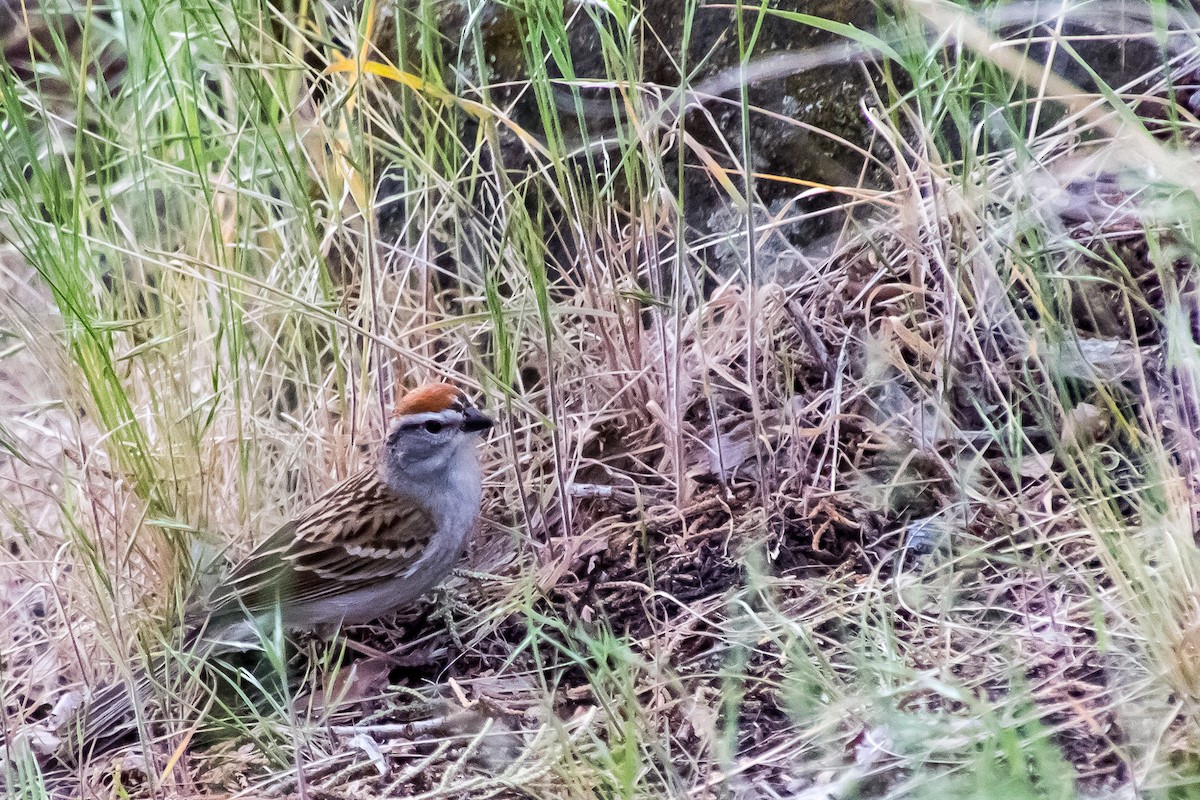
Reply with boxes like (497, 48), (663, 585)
(386, 443), (405, 470)
(395, 436), (433, 465)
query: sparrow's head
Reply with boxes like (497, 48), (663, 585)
(383, 382), (495, 480)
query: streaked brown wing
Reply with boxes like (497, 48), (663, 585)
(202, 469), (434, 621)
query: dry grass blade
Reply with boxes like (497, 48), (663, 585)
(3, 1), (1200, 798)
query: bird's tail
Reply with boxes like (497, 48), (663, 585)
(52, 619), (217, 768)
(12, 664), (167, 800)
(54, 663), (159, 766)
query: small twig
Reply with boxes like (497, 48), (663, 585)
(785, 298), (835, 383)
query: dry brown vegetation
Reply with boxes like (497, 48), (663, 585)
(4, 2), (1200, 798)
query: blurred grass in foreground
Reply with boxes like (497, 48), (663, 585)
(3, 0), (1200, 797)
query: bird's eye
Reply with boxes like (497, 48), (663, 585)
(423, 420), (444, 434)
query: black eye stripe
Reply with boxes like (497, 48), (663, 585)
(395, 414), (463, 433)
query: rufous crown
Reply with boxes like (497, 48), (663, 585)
(393, 383), (468, 417)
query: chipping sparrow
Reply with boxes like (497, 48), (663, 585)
(61, 382), (494, 760)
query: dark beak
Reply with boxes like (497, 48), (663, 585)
(462, 407), (495, 433)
